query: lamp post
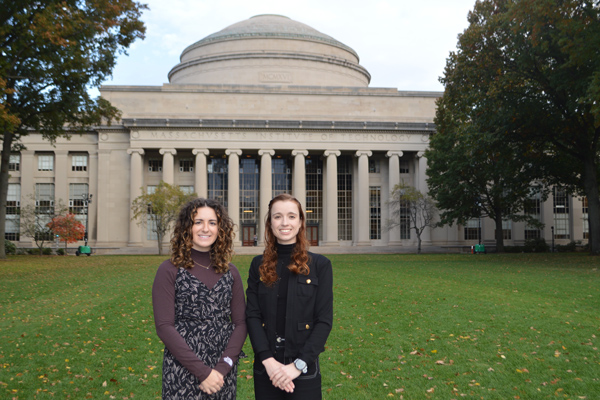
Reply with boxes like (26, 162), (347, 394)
(551, 226), (554, 253)
(82, 193), (93, 246)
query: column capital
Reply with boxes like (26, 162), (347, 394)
(225, 149), (242, 156)
(386, 150), (403, 158)
(292, 149), (309, 157)
(127, 148), (145, 155)
(355, 150), (372, 158)
(258, 149), (275, 156)
(54, 149), (69, 156)
(159, 148), (177, 156)
(417, 151), (426, 158)
(323, 150), (341, 157)
(192, 148), (210, 156)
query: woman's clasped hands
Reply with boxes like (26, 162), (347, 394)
(263, 357), (300, 393)
(199, 370), (224, 395)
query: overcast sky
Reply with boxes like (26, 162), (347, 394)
(99, 0), (476, 94)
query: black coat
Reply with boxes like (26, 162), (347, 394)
(246, 251), (333, 367)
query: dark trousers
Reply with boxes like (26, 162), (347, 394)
(253, 352), (322, 400)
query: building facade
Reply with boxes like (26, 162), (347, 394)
(5, 15), (589, 251)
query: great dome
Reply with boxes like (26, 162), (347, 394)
(168, 14), (371, 87)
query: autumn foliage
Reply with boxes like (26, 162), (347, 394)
(48, 214), (85, 251)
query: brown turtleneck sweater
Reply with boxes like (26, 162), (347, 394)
(152, 249), (247, 382)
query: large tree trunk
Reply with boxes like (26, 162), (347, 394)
(494, 216), (505, 253)
(582, 155), (600, 255)
(0, 131), (14, 259)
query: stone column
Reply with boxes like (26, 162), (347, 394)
(259, 149), (275, 244)
(226, 149), (242, 247)
(96, 149), (111, 244)
(127, 148), (145, 246)
(355, 150), (373, 246)
(387, 151), (403, 245)
(88, 151), (98, 244)
(323, 150), (340, 246)
(160, 148), (177, 185)
(292, 150), (308, 209)
(192, 149), (209, 198)
(416, 151), (431, 245)
(54, 150), (69, 206)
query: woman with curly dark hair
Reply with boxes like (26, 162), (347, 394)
(246, 194), (333, 399)
(152, 198), (246, 399)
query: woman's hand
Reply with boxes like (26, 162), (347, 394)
(199, 370), (224, 394)
(263, 357), (296, 392)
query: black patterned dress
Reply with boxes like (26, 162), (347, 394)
(162, 268), (238, 399)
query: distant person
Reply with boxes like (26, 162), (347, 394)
(152, 198), (246, 398)
(246, 194), (333, 399)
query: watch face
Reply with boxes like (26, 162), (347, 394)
(295, 359), (307, 370)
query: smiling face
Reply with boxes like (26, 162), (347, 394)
(270, 200), (301, 245)
(191, 206), (219, 251)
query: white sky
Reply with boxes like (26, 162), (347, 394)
(99, 0), (476, 93)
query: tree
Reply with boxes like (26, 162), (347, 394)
(387, 183), (438, 254)
(49, 213), (85, 253)
(131, 181), (197, 255)
(20, 196), (68, 255)
(0, 0), (147, 259)
(435, 0), (600, 254)
(428, 90), (548, 252)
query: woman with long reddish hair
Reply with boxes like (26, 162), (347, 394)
(246, 194), (333, 399)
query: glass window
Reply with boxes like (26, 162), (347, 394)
(553, 187), (570, 239)
(35, 183), (54, 241)
(399, 160), (409, 174)
(464, 218), (480, 241)
(272, 158), (292, 197)
(337, 155), (352, 241)
(9, 154), (20, 172)
(6, 183), (20, 241)
(306, 156), (323, 225)
(208, 157), (228, 207)
(71, 154), (88, 171)
(38, 154), (54, 171)
(179, 158), (194, 172)
(370, 187), (381, 239)
(179, 185), (194, 195)
(148, 159), (162, 172)
(525, 194), (542, 240)
(69, 184), (89, 229)
(240, 157), (259, 224)
(369, 159), (380, 173)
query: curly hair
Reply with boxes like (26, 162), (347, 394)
(170, 198), (235, 274)
(259, 194), (310, 286)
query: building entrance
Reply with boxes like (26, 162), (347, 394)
(307, 225), (319, 246)
(242, 225), (256, 247)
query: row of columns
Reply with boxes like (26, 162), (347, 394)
(128, 147), (425, 247)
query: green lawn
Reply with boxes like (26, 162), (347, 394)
(0, 253), (598, 399)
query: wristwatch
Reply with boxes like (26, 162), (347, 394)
(293, 358), (308, 374)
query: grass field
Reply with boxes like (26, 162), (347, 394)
(0, 253), (598, 399)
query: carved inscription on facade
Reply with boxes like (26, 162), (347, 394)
(138, 131), (415, 143)
(259, 71), (292, 83)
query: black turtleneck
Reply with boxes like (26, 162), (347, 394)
(276, 243), (295, 338)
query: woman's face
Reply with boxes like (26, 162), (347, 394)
(270, 200), (301, 245)
(191, 206), (219, 251)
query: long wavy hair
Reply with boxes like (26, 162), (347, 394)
(171, 198), (234, 273)
(259, 194), (310, 286)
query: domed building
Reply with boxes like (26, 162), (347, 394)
(7, 15), (587, 252)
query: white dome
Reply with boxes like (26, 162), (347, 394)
(168, 14), (371, 87)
